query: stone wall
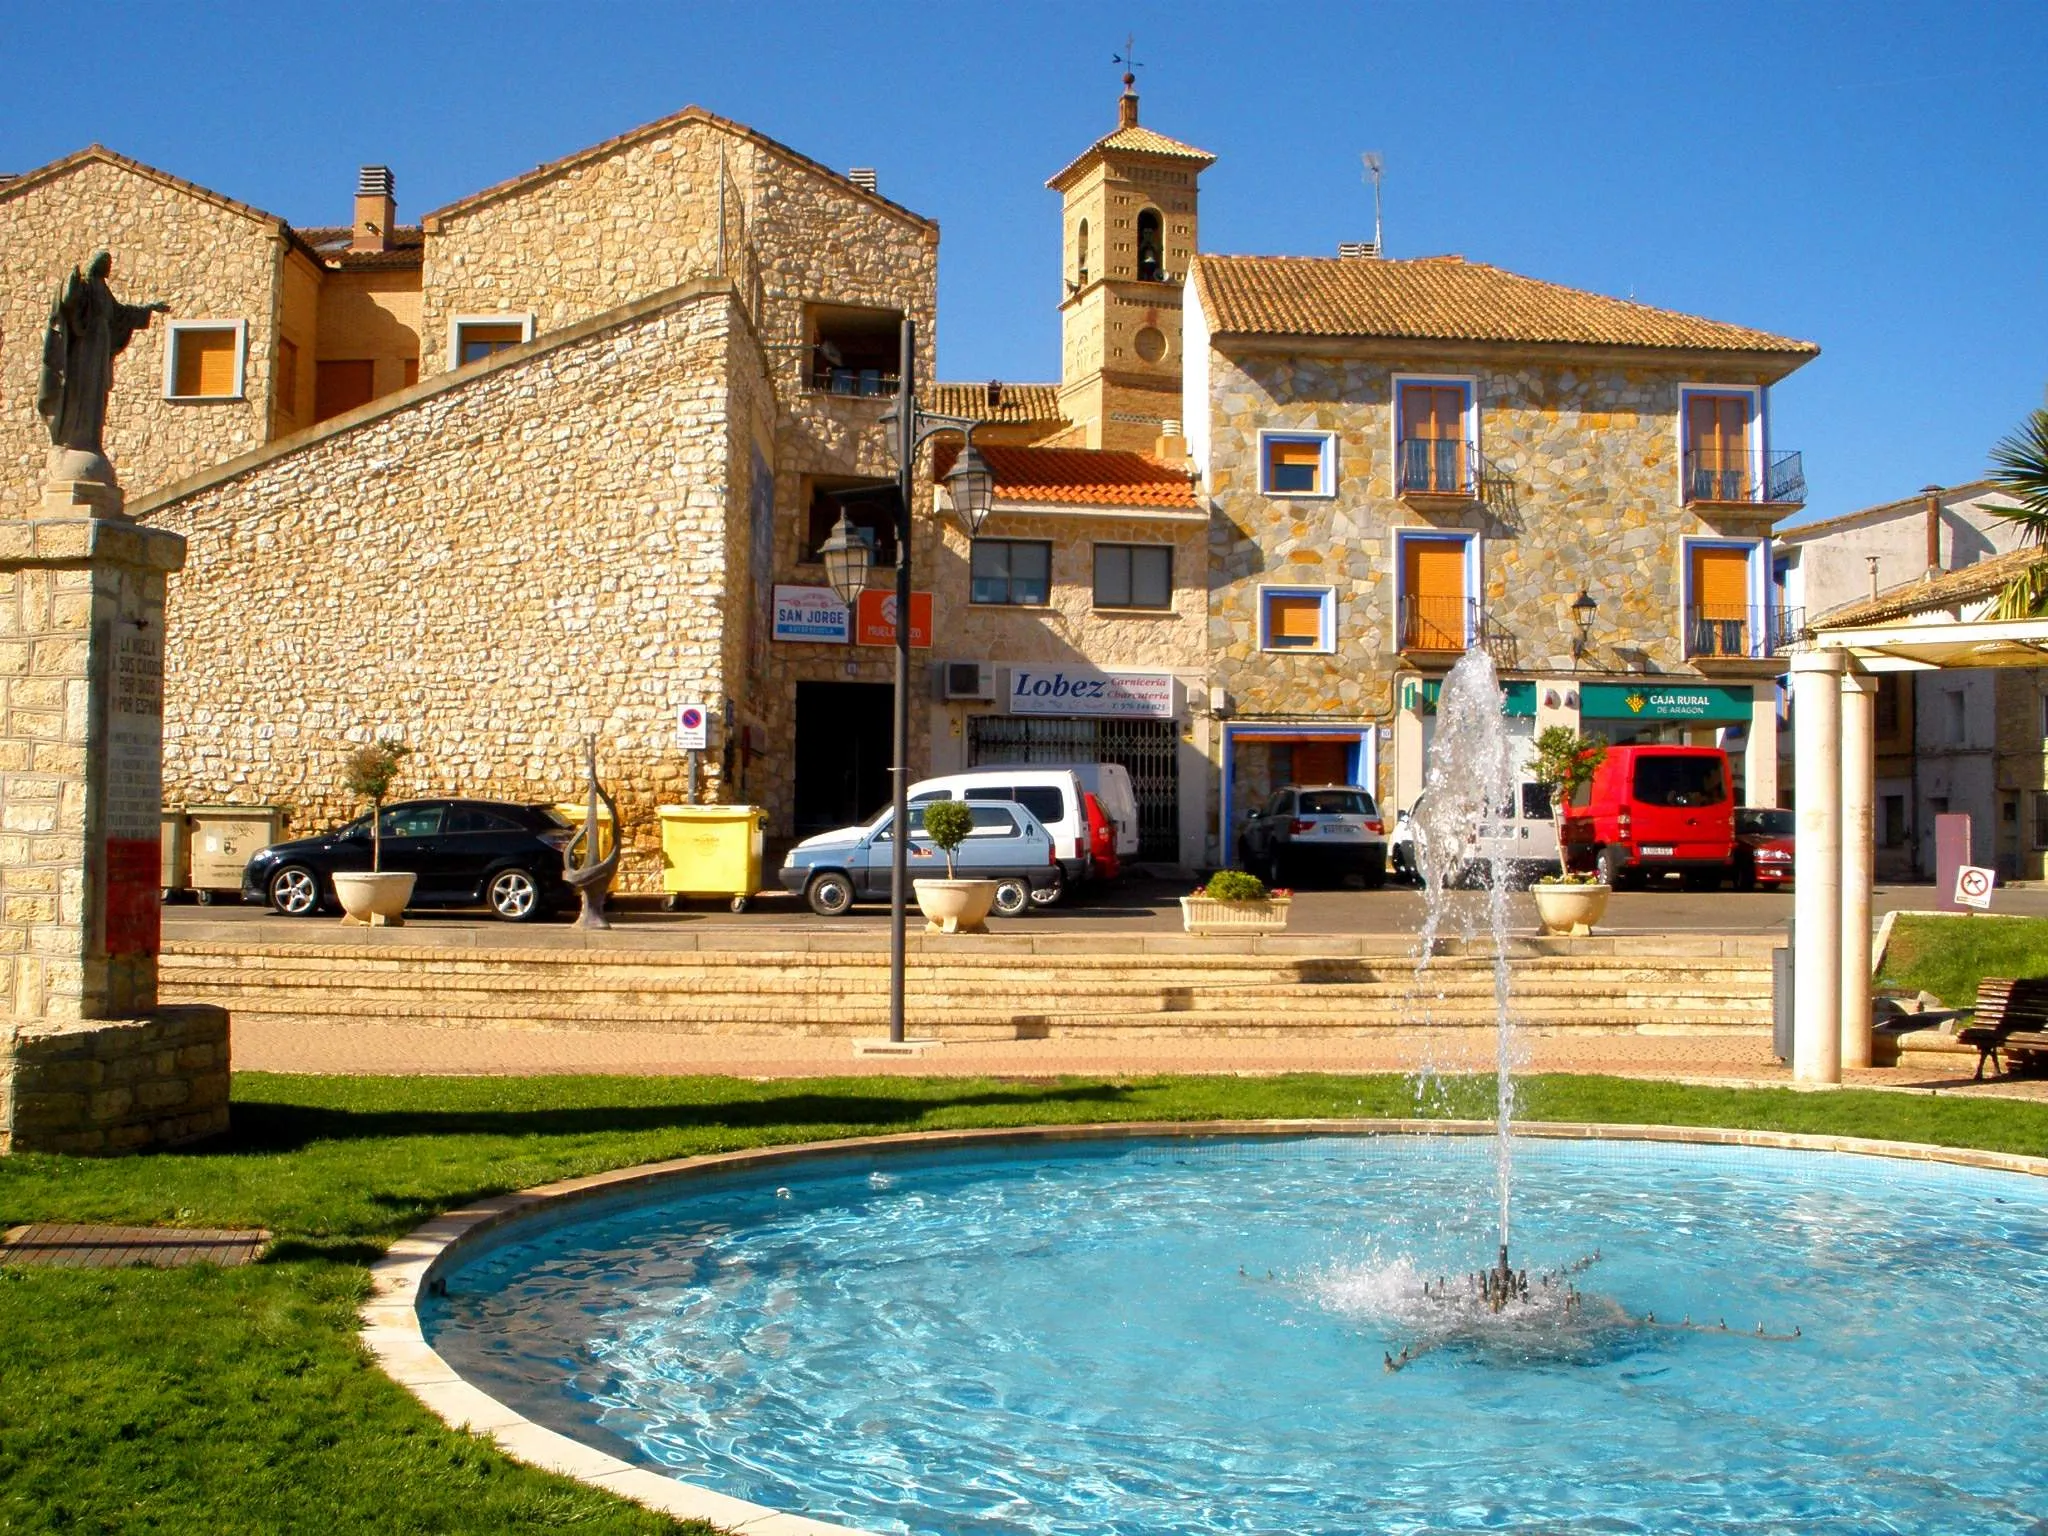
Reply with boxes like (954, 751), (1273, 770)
(1201, 344), (1786, 720)
(0, 156), (284, 519)
(1, 1005), (229, 1154)
(135, 280), (761, 894)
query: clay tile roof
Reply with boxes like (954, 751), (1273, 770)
(925, 381), (1065, 425)
(293, 225), (426, 270)
(1192, 253), (1820, 356)
(936, 443), (1199, 510)
(1814, 542), (2047, 629)
(1047, 122), (1215, 190)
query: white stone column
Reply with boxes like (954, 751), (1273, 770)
(1791, 649), (1846, 1084)
(1839, 670), (1877, 1070)
(1745, 687), (1779, 806)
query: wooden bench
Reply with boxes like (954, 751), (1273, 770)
(1955, 977), (2048, 1080)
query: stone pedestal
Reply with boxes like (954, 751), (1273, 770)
(0, 499), (230, 1154)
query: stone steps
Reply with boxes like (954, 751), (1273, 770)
(160, 937), (1774, 1040)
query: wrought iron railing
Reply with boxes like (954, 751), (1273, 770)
(1400, 594), (1474, 653)
(811, 363), (901, 398)
(1684, 448), (1805, 507)
(1399, 438), (1474, 496)
(1685, 605), (1805, 659)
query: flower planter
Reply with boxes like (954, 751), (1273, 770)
(913, 878), (997, 935)
(1531, 881), (1609, 937)
(1180, 894), (1292, 934)
(334, 871), (416, 927)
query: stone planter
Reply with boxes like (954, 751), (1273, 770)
(1180, 894), (1292, 934)
(334, 871), (416, 927)
(1531, 881), (1610, 937)
(913, 878), (997, 935)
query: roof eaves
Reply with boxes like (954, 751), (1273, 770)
(1777, 480), (2008, 544)
(0, 144), (297, 236)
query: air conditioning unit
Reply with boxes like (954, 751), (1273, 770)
(940, 661), (995, 701)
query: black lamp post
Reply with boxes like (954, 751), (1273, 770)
(1571, 589), (1599, 666)
(824, 318), (994, 1044)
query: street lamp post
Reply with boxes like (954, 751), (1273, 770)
(818, 317), (993, 1043)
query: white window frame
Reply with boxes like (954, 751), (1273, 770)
(161, 319), (248, 401)
(1389, 372), (1479, 494)
(1676, 383), (1766, 505)
(1257, 430), (1337, 499)
(1257, 584), (1336, 653)
(447, 312), (536, 371)
(1678, 535), (1769, 660)
(1390, 527), (1482, 648)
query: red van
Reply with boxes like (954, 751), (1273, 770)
(1561, 745), (1735, 888)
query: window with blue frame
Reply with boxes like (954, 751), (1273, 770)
(1260, 432), (1333, 496)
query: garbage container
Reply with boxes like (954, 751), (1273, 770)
(160, 808), (191, 900)
(185, 804), (286, 903)
(657, 804), (765, 912)
(551, 801), (617, 860)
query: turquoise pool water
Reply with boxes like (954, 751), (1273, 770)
(423, 1135), (2048, 1534)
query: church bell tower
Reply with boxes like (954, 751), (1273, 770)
(1046, 68), (1213, 452)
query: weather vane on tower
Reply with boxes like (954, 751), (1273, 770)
(1113, 33), (1143, 91)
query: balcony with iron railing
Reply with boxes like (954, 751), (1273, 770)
(1684, 448), (1806, 510)
(1685, 604), (1806, 661)
(810, 361), (901, 398)
(1399, 594), (1520, 670)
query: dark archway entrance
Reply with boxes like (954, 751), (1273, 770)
(794, 682), (893, 838)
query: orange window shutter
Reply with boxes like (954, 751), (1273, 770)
(1270, 595), (1322, 640)
(1693, 547), (1749, 616)
(1406, 539), (1467, 600)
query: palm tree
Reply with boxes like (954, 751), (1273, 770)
(1988, 408), (2048, 617)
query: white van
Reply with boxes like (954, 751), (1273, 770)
(907, 768), (1089, 903)
(1391, 781), (1561, 887)
(1034, 762), (1140, 860)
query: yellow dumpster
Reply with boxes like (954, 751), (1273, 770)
(160, 808), (191, 899)
(657, 804), (765, 912)
(185, 804), (285, 903)
(551, 801), (616, 860)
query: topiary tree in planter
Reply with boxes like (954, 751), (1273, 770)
(341, 738), (411, 872)
(921, 799), (975, 878)
(1527, 726), (1606, 884)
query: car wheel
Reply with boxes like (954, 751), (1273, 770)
(268, 864), (321, 917)
(1734, 856), (1758, 893)
(806, 871), (855, 917)
(1361, 849), (1388, 889)
(1264, 852), (1287, 889)
(487, 867), (544, 922)
(992, 877), (1031, 917)
(1596, 844), (1629, 889)
(1028, 869), (1065, 907)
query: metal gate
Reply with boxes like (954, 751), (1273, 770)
(967, 715), (1180, 860)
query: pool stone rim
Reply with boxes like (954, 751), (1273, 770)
(362, 1119), (2048, 1535)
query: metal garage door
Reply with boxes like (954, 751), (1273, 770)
(967, 715), (1180, 859)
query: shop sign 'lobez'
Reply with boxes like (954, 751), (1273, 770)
(1008, 668), (1174, 719)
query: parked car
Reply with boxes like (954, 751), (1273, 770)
(1734, 806), (1795, 889)
(1391, 783), (1561, 888)
(1237, 784), (1387, 888)
(1028, 762), (1140, 861)
(242, 799), (575, 921)
(907, 769), (1089, 903)
(1083, 791), (1121, 884)
(779, 798), (1060, 917)
(1560, 745), (1736, 888)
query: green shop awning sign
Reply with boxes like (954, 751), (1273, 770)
(1579, 683), (1752, 723)
(1403, 679), (1536, 717)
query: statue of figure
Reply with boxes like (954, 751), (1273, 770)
(36, 251), (168, 479)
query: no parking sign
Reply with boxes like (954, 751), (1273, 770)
(1954, 864), (1996, 911)
(676, 703), (709, 751)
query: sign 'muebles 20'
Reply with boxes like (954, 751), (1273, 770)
(1007, 668), (1175, 719)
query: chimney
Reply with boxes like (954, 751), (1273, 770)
(985, 379), (1004, 409)
(1923, 483), (1944, 579)
(353, 165), (396, 253)
(1118, 72), (1139, 129)
(847, 167), (878, 194)
(1153, 418), (1188, 466)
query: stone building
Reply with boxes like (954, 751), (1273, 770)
(1179, 251), (1818, 853)
(1778, 481), (2032, 877)
(5, 109), (940, 892)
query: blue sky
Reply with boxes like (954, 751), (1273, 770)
(5, 1), (2042, 522)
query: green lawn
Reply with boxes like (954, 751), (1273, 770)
(1879, 912), (2048, 1005)
(2, 1071), (2044, 1533)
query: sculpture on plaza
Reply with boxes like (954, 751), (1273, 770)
(37, 251), (169, 483)
(564, 735), (622, 929)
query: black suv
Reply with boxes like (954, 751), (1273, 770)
(241, 799), (576, 922)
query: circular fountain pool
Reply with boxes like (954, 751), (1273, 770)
(419, 1131), (2048, 1534)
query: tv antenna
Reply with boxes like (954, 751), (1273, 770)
(1362, 152), (1385, 254)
